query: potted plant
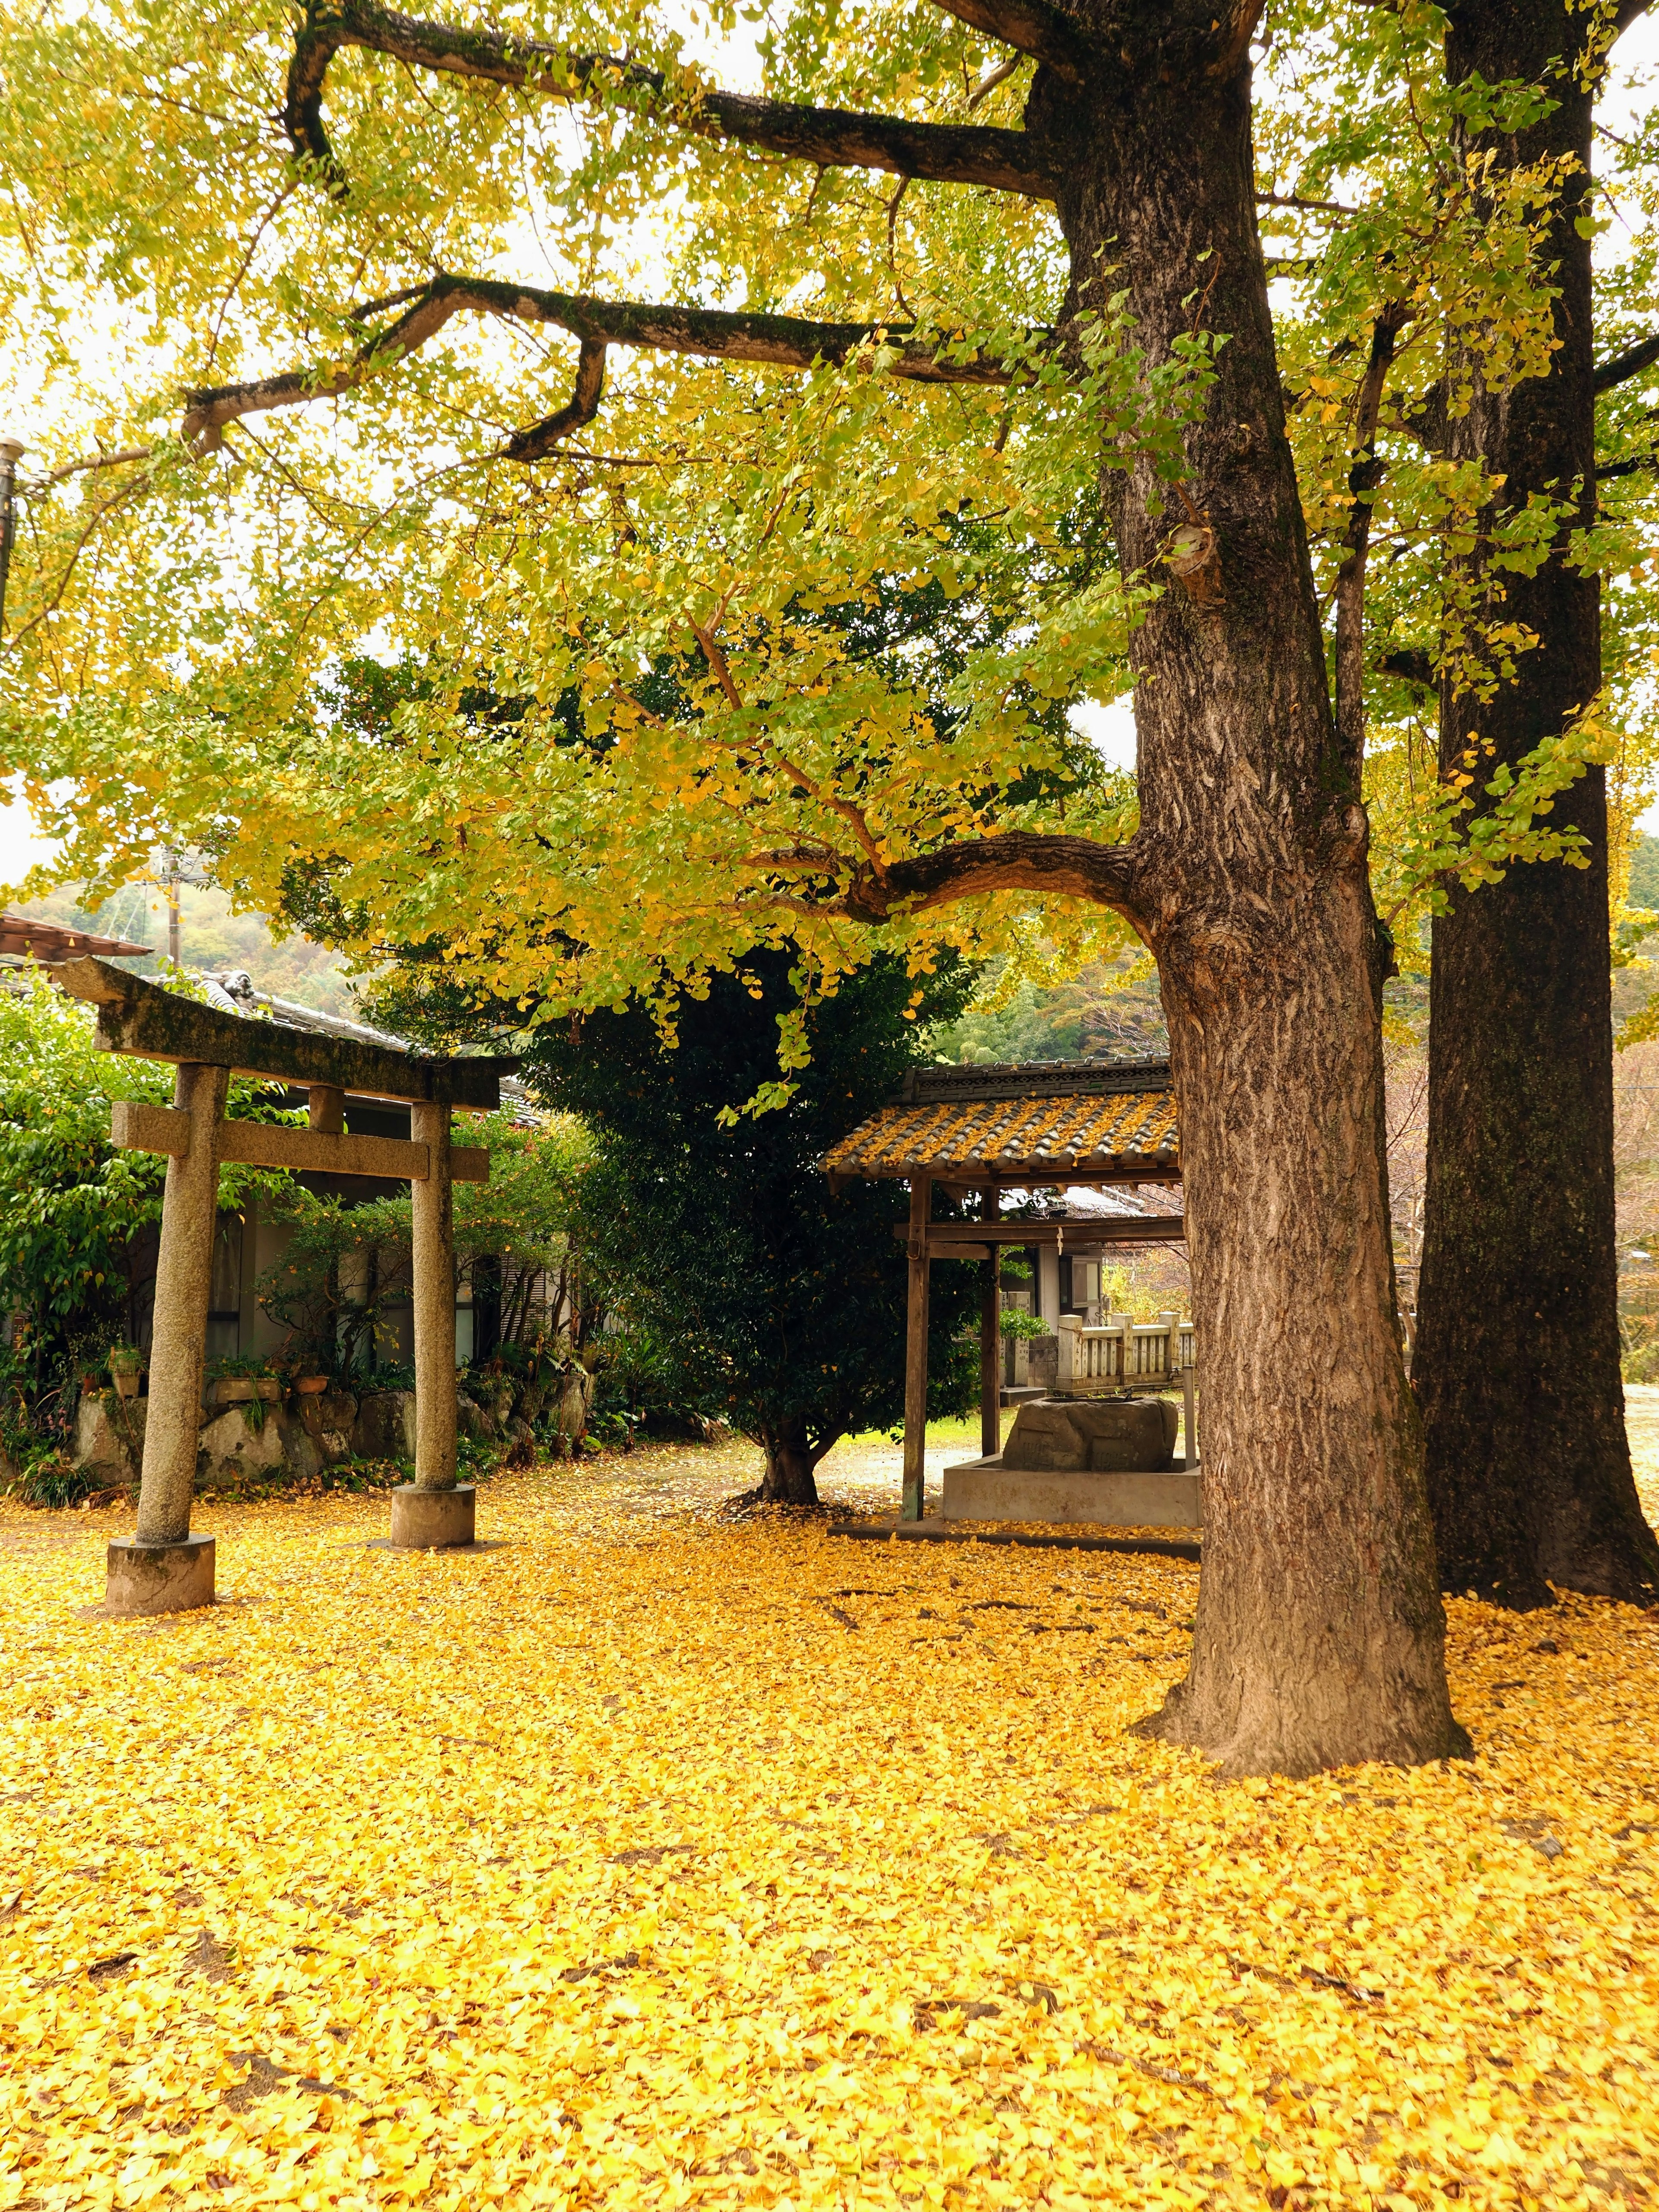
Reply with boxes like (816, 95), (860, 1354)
(107, 1345), (144, 1402)
(207, 1355), (281, 1407)
(293, 1372), (330, 1397)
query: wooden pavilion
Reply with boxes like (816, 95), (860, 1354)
(823, 1058), (1185, 1520)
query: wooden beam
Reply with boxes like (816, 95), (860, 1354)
(863, 1163), (1180, 1186)
(110, 1101), (488, 1181)
(892, 1216), (1185, 1248)
(57, 956), (513, 1106)
(410, 1100), (459, 1488)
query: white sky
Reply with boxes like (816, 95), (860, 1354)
(3, 13), (1656, 902)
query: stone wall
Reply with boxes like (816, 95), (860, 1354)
(73, 1385), (420, 1494)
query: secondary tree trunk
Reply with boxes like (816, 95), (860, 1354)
(1027, 32), (1466, 1772)
(757, 1417), (825, 1507)
(1415, 0), (1659, 1608)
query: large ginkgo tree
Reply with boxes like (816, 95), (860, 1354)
(3, 0), (1628, 1770)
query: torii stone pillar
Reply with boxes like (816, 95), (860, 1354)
(106, 1061), (226, 1616)
(388, 1099), (474, 1548)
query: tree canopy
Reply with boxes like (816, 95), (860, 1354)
(4, 0), (1649, 1027)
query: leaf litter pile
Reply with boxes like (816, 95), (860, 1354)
(1, 1452), (1656, 2211)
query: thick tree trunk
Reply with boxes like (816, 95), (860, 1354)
(1415, 0), (1659, 1608)
(757, 1417), (823, 1507)
(1027, 37), (1466, 1772)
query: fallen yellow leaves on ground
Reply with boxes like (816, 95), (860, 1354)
(1, 1445), (1655, 2212)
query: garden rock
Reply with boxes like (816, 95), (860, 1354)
(197, 1406), (288, 1486)
(353, 1390), (416, 1462)
(276, 1419), (322, 1483)
(73, 1394), (146, 1487)
(294, 1390), (357, 1467)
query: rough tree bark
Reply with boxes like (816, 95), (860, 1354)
(199, 0), (1472, 1770)
(1023, 25), (1463, 1774)
(756, 1418), (828, 1508)
(1415, 0), (1659, 1609)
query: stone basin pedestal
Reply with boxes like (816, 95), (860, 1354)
(941, 1395), (1201, 1529)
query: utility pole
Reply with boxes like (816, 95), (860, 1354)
(154, 849), (209, 969)
(163, 852), (182, 966)
(0, 436), (22, 636)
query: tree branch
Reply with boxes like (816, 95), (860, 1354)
(1335, 302), (1410, 773)
(504, 338), (606, 460)
(181, 275), (1028, 450)
(1595, 333), (1659, 393)
(286, 0), (1058, 200)
(924, 0), (1093, 81)
(835, 830), (1143, 923)
(688, 615), (893, 881)
(1596, 450), (1658, 481)
(24, 447), (153, 493)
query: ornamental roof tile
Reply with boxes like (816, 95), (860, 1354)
(824, 1060), (1179, 1184)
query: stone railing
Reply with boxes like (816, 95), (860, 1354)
(1057, 1310), (1193, 1392)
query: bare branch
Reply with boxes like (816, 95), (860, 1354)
(1334, 301), (1411, 772)
(1595, 333), (1659, 392)
(286, 0), (1058, 200)
(181, 274), (1030, 450)
(25, 447), (153, 493)
(966, 57), (1020, 109)
(1257, 190), (1359, 216)
(504, 338), (607, 460)
(835, 830), (1143, 924)
(923, 0), (1093, 81)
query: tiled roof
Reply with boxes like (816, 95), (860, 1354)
(825, 1062), (1179, 1183)
(1, 912), (152, 960)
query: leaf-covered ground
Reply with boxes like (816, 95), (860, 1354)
(1, 1428), (1656, 2212)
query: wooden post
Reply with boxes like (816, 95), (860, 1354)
(901, 1174), (932, 1522)
(391, 1099), (474, 1546)
(107, 1061), (227, 1615)
(979, 1184), (1001, 1459)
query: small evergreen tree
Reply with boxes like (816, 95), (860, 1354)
(526, 953), (980, 1506)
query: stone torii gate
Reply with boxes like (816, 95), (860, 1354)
(56, 959), (515, 1618)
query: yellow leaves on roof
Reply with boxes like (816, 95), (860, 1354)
(824, 1089), (1180, 1177)
(0, 1445), (1656, 2210)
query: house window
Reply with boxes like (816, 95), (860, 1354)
(1059, 1257), (1102, 1314)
